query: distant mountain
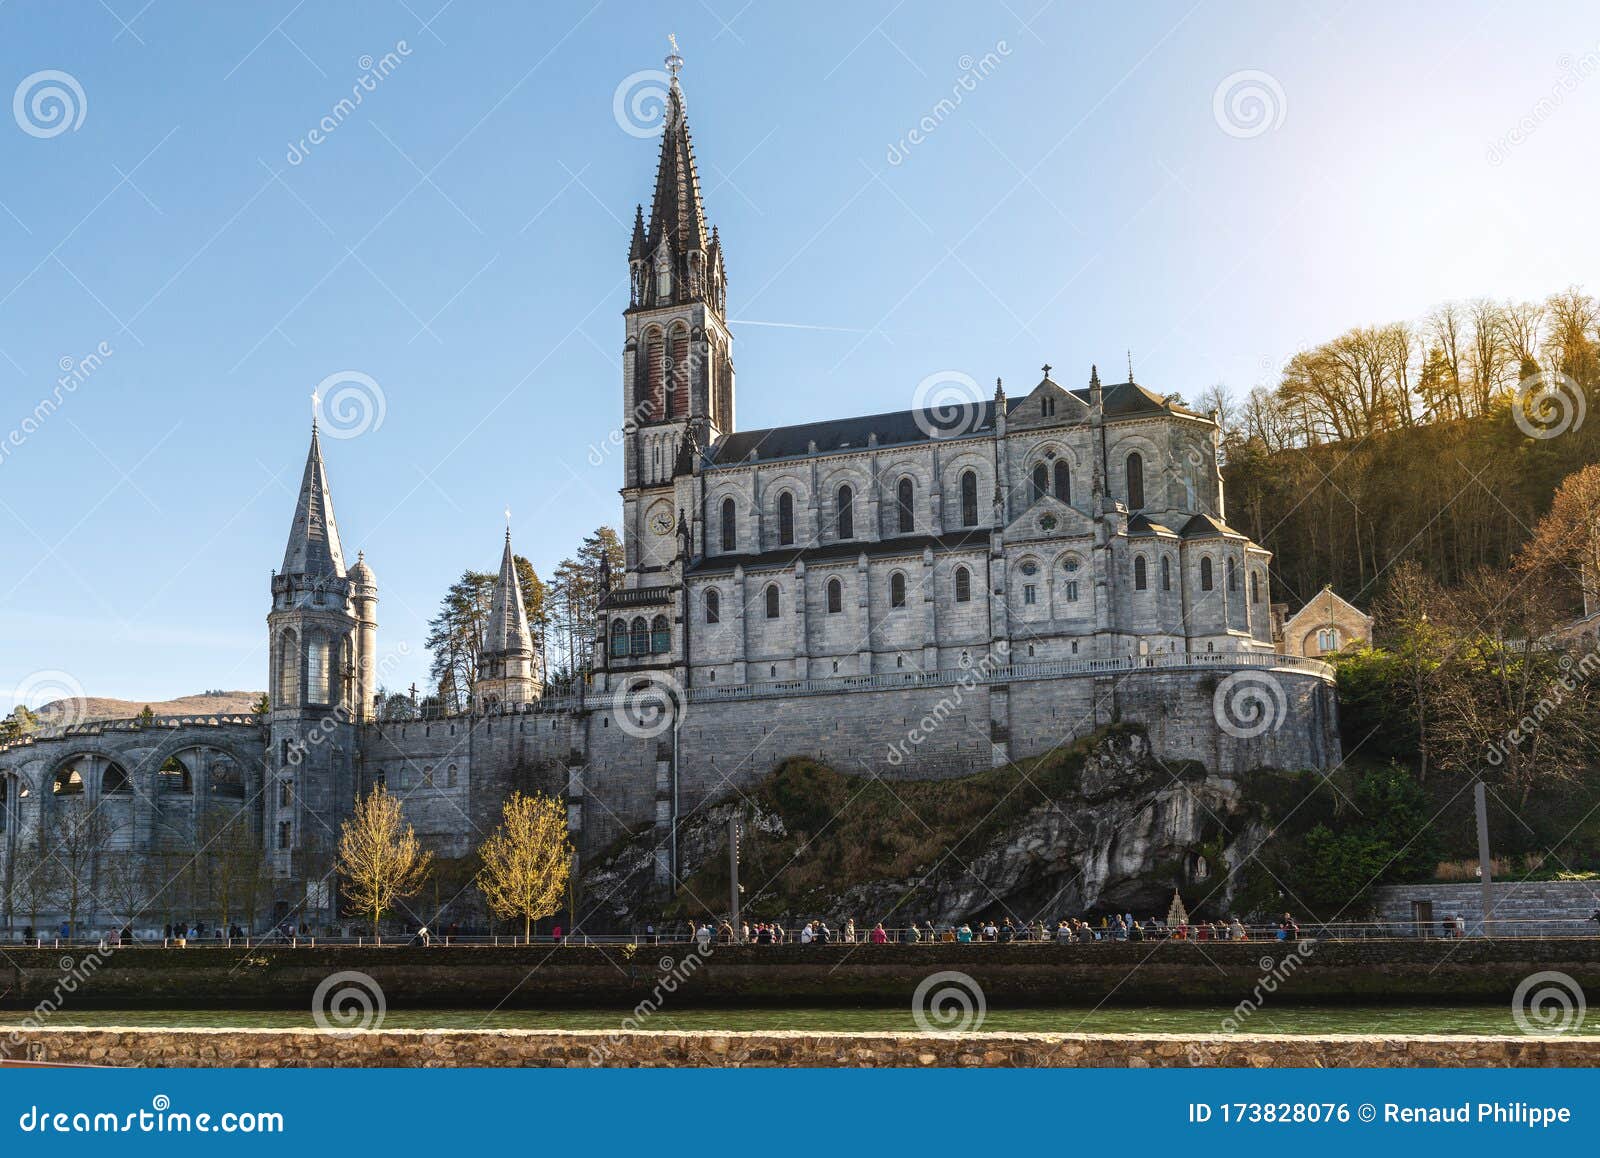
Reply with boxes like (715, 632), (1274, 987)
(36, 691), (264, 724)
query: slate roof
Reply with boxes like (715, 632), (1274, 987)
(705, 380), (1203, 467)
(482, 531), (533, 657)
(280, 425), (347, 579)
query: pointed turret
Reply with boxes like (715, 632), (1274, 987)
(483, 530), (533, 658)
(476, 528), (541, 712)
(280, 423), (346, 580)
(629, 204), (648, 262)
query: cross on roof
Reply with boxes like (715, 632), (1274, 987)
(1041, 363), (1052, 378)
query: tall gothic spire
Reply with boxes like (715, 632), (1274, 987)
(644, 48), (709, 262)
(280, 424), (346, 579)
(482, 529), (533, 659)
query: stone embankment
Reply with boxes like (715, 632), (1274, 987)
(8, 1028), (1598, 1068)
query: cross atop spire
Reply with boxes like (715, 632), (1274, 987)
(665, 32), (683, 78)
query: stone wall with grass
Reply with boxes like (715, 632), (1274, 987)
(8, 1026), (1598, 1068)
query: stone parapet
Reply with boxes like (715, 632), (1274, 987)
(8, 1028), (1599, 1068)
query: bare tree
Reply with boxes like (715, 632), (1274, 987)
(336, 786), (433, 940)
(43, 803), (112, 936)
(475, 791), (573, 943)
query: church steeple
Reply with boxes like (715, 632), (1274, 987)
(476, 527), (541, 711)
(646, 56), (708, 260)
(483, 530), (533, 659)
(280, 423), (346, 580)
(629, 41), (721, 313)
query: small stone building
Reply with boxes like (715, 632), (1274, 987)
(1276, 587), (1372, 658)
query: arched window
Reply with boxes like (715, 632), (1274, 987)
(278, 629), (299, 706)
(629, 616), (649, 656)
(1251, 572), (1262, 604)
(1162, 556), (1172, 591)
(1134, 556), (1148, 591)
(52, 767), (84, 796)
(610, 618), (628, 658)
(102, 764), (130, 795)
(827, 578), (843, 613)
(705, 589), (720, 623)
(1227, 558), (1238, 591)
(954, 566), (971, 603)
(650, 615), (670, 653)
(836, 484), (854, 539)
(1200, 557), (1214, 591)
(778, 492), (795, 545)
(306, 635), (331, 704)
(896, 478), (914, 534)
(667, 328), (689, 419)
(448, 764), (458, 788)
(765, 584), (780, 619)
(720, 497), (736, 552)
(642, 331), (664, 422)
(890, 572), (907, 608)
(960, 470), (978, 527)
(157, 756), (191, 794)
(1126, 452), (1145, 509)
(1317, 627), (1340, 652)
(1054, 461), (1070, 503)
(1031, 463), (1048, 502)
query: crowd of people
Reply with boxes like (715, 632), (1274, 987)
(670, 913), (1304, 947)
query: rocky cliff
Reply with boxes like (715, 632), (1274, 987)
(578, 726), (1275, 929)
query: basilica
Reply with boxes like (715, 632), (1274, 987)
(595, 56), (1277, 695)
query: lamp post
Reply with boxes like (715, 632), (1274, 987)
(1475, 780), (1494, 937)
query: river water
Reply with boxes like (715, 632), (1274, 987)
(0, 1006), (1576, 1034)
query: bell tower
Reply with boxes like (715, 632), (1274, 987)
(621, 39), (733, 578)
(267, 421), (361, 926)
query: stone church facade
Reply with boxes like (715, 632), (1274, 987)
(0, 57), (1338, 934)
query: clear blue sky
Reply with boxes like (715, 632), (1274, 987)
(3, 0), (1597, 706)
